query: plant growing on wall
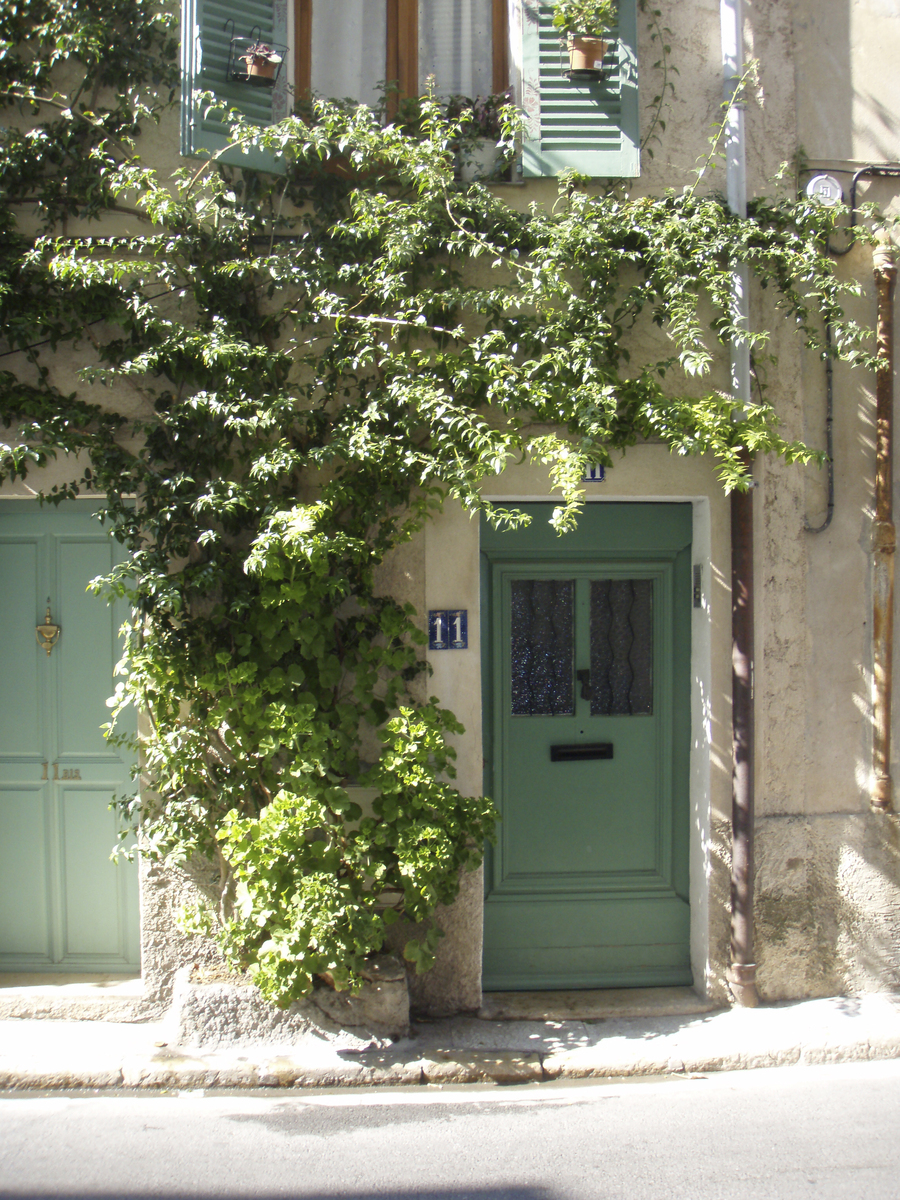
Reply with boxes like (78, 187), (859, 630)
(0, 0), (874, 1005)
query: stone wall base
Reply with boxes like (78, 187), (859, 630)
(756, 811), (900, 999)
(170, 955), (410, 1050)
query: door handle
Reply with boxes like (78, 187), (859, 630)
(576, 668), (591, 700)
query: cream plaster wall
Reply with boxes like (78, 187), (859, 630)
(791, 0), (900, 167)
(744, 0), (900, 1000)
(6, 0), (900, 1013)
(749, 245), (900, 998)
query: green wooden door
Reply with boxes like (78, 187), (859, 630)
(481, 503), (692, 990)
(0, 502), (140, 972)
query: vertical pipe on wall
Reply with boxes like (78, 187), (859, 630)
(804, 323), (835, 534)
(729, 469), (758, 1006)
(721, 0), (759, 1007)
(872, 240), (897, 813)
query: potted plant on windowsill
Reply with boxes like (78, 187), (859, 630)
(551, 0), (617, 81)
(446, 90), (513, 182)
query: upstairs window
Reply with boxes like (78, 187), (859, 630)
(181, 0), (638, 178)
(296, 0), (507, 107)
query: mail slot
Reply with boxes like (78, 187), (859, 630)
(550, 743), (614, 762)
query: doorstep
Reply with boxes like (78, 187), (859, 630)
(478, 986), (717, 1022)
(0, 972), (146, 1021)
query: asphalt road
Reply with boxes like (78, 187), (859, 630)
(2, 1060), (900, 1200)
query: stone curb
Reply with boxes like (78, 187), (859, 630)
(2, 1038), (899, 1091)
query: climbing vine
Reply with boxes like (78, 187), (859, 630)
(0, 1), (875, 1005)
(638, 0), (677, 158)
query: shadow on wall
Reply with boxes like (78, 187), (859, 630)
(792, 0), (851, 161)
(754, 811), (900, 999)
(856, 90), (900, 164)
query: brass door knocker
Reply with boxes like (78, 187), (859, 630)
(36, 600), (61, 656)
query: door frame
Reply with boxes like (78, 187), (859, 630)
(477, 496), (713, 993)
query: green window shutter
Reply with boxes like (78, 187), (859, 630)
(181, 0), (288, 172)
(521, 0), (639, 179)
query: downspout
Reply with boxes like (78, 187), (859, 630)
(809, 167), (900, 534)
(730, 454), (757, 1005)
(804, 323), (834, 534)
(872, 239), (896, 813)
(721, 0), (759, 1007)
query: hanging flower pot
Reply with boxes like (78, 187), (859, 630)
(228, 31), (287, 89)
(239, 43), (283, 87)
(566, 34), (607, 80)
(446, 91), (513, 183)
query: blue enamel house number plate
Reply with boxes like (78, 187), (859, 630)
(429, 609), (468, 650)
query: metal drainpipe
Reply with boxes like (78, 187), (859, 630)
(804, 323), (834, 534)
(808, 167), (900, 534)
(730, 458), (757, 1005)
(872, 239), (897, 813)
(721, 0), (759, 1007)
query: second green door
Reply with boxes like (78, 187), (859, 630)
(0, 502), (140, 973)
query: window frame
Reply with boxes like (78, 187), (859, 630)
(294, 0), (509, 107)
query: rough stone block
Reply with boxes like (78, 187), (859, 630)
(308, 954), (410, 1038)
(171, 954), (410, 1050)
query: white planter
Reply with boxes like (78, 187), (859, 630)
(458, 140), (504, 183)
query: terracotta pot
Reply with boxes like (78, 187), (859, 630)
(243, 55), (277, 84)
(567, 35), (608, 75)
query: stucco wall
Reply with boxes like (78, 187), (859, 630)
(747, 255), (900, 998)
(4, 0), (900, 1014)
(741, 0), (900, 1000)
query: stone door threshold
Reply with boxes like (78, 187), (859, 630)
(0, 972), (145, 1021)
(478, 986), (717, 1022)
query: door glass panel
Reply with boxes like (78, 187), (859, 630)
(510, 579), (574, 716)
(590, 579), (653, 715)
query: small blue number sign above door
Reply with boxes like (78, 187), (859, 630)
(429, 609), (468, 650)
(582, 464), (606, 482)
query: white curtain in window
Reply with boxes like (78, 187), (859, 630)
(311, 1), (387, 107)
(419, 0), (494, 98)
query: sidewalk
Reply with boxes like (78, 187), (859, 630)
(2, 993), (900, 1090)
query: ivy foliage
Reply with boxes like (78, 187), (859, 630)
(0, 1), (874, 1004)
